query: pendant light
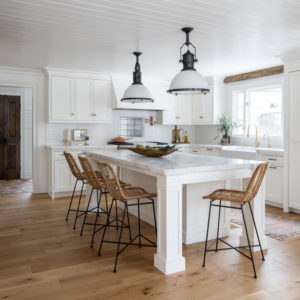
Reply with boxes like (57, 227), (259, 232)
(121, 52), (154, 103)
(168, 27), (209, 95)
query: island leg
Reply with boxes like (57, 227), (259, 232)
(240, 178), (268, 251)
(154, 175), (186, 275)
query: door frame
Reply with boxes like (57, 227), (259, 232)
(0, 86), (33, 179)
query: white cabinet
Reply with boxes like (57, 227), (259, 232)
(93, 79), (112, 122)
(76, 78), (93, 121)
(257, 152), (284, 207)
(76, 78), (112, 123)
(157, 83), (215, 125)
(46, 68), (112, 123)
(176, 95), (193, 124)
(54, 160), (74, 192)
(265, 165), (284, 205)
(47, 146), (116, 199)
(192, 90), (213, 124)
(50, 76), (74, 121)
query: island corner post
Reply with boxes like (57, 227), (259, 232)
(85, 150), (267, 275)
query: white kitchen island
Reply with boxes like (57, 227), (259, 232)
(85, 149), (267, 275)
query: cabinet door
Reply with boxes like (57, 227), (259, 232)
(92, 80), (112, 122)
(288, 71), (300, 210)
(76, 78), (93, 121)
(177, 95), (192, 124)
(50, 76), (74, 121)
(192, 91), (213, 124)
(54, 160), (73, 191)
(266, 166), (283, 205)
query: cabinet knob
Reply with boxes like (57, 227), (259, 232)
(200, 116), (204, 119)
(71, 113), (74, 116)
(176, 116), (180, 119)
(91, 113), (96, 117)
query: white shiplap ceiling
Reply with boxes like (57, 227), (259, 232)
(0, 0), (299, 78)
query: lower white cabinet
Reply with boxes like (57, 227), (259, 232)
(265, 165), (284, 205)
(54, 160), (75, 192)
(257, 152), (284, 207)
(47, 146), (116, 199)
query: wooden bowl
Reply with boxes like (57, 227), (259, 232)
(127, 148), (178, 157)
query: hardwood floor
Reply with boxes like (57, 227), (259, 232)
(0, 193), (299, 300)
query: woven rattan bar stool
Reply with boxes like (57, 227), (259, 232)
(202, 162), (269, 279)
(64, 151), (99, 230)
(78, 156), (132, 247)
(96, 161), (157, 272)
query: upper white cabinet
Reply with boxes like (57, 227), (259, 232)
(192, 90), (213, 124)
(157, 83), (215, 125)
(46, 68), (112, 123)
(50, 76), (75, 121)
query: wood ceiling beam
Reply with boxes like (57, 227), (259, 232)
(223, 65), (284, 83)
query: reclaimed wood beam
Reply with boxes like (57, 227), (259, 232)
(223, 65), (284, 83)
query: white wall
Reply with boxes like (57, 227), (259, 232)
(47, 109), (197, 145)
(0, 67), (48, 193)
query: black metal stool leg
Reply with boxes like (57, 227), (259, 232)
(105, 190), (108, 212)
(137, 198), (142, 248)
(248, 202), (265, 261)
(203, 201), (212, 267)
(73, 180), (85, 230)
(98, 198), (114, 256)
(115, 199), (119, 230)
(152, 199), (157, 237)
(126, 207), (132, 240)
(113, 203), (127, 272)
(91, 190), (102, 247)
(80, 188), (94, 236)
(66, 179), (78, 221)
(216, 200), (222, 251)
(241, 204), (257, 278)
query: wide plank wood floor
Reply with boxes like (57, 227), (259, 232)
(0, 192), (300, 300)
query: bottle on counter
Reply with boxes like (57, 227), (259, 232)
(184, 130), (188, 143)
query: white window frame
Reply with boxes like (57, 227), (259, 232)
(228, 75), (284, 138)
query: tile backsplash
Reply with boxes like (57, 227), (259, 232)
(46, 110), (197, 145)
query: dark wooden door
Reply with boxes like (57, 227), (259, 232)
(0, 95), (21, 179)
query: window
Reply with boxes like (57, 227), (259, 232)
(232, 83), (283, 137)
(120, 117), (143, 137)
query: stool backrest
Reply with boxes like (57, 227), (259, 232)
(243, 162), (269, 203)
(64, 151), (84, 180)
(78, 156), (103, 190)
(96, 161), (125, 201)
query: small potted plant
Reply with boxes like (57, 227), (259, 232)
(216, 115), (239, 145)
(84, 136), (90, 145)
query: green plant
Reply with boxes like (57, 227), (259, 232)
(216, 115), (239, 137)
(85, 136), (90, 141)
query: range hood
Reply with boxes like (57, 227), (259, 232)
(111, 74), (174, 110)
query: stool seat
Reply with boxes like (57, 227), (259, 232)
(203, 189), (245, 203)
(121, 187), (157, 201)
(202, 162), (269, 279)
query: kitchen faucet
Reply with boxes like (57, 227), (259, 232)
(247, 124), (260, 147)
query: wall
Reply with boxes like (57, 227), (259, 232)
(47, 109), (197, 145)
(0, 67), (48, 193)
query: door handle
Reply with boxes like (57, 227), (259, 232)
(3, 137), (7, 145)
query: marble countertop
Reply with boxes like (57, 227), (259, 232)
(46, 144), (117, 150)
(85, 149), (261, 176)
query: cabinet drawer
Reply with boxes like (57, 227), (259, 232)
(54, 150), (86, 160)
(261, 154), (284, 165)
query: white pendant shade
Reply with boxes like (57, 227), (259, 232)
(122, 83), (154, 103)
(168, 70), (209, 95)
